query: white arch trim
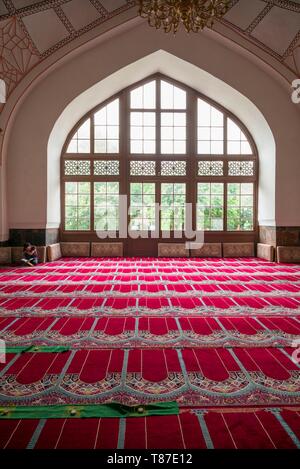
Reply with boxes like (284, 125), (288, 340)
(0, 79), (5, 104)
(47, 50), (275, 229)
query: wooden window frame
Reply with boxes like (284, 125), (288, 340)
(61, 73), (258, 249)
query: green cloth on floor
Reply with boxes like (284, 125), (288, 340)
(4, 345), (70, 354)
(0, 402), (179, 419)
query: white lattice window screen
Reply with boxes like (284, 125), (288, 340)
(94, 161), (120, 176)
(228, 161), (254, 176)
(198, 161), (224, 176)
(161, 161), (186, 176)
(130, 161), (156, 176)
(64, 160), (91, 176)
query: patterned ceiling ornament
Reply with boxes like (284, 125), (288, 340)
(290, 44), (300, 77)
(0, 16), (39, 97)
(0, 0), (299, 110)
(138, 0), (231, 34)
(244, 3), (273, 35)
(264, 0), (300, 14)
(283, 37), (300, 77)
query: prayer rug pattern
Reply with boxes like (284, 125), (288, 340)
(1, 257), (300, 449)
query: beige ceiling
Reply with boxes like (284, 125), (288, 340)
(0, 0), (299, 101)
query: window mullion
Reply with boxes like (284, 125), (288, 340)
(156, 78), (161, 157)
(91, 180), (94, 232)
(187, 89), (197, 233)
(224, 180), (228, 232)
(157, 181), (161, 237)
(91, 115), (95, 154)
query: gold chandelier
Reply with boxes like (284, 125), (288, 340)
(138, 0), (230, 34)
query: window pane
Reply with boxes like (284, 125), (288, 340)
(161, 183), (186, 231)
(95, 140), (106, 153)
(107, 100), (119, 125)
(174, 141), (186, 153)
(144, 140), (156, 154)
(161, 112), (186, 154)
(130, 182), (156, 231)
(107, 126), (119, 139)
(107, 140), (119, 153)
(130, 80), (156, 109)
(227, 183), (254, 231)
(94, 182), (119, 231)
(77, 120), (90, 138)
(78, 182), (90, 193)
(197, 183), (224, 231)
(94, 108), (106, 125)
(67, 118), (90, 153)
(198, 141), (210, 154)
(161, 113), (173, 126)
(65, 182), (90, 231)
(210, 141), (223, 154)
(144, 81), (156, 108)
(130, 112), (156, 154)
(131, 86), (143, 109)
(227, 118), (252, 155)
(161, 80), (186, 109)
(65, 182), (77, 194)
(94, 99), (119, 153)
(161, 141), (173, 154)
(198, 99), (224, 155)
(130, 140), (143, 154)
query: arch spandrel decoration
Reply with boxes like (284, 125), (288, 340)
(61, 74), (258, 247)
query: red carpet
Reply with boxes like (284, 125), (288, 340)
(1, 408), (300, 449)
(0, 257), (300, 448)
(1, 316), (299, 348)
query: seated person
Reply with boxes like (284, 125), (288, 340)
(21, 242), (38, 266)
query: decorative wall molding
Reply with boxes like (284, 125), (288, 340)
(245, 4), (274, 35)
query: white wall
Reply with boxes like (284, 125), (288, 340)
(0, 80), (5, 104)
(2, 20), (300, 238)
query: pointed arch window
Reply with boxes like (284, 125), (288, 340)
(61, 74), (257, 238)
